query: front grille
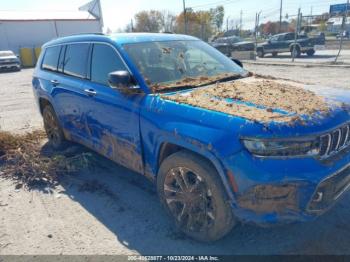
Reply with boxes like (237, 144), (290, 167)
(307, 164), (350, 212)
(319, 124), (350, 159)
(0, 60), (17, 65)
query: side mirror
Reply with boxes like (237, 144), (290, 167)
(108, 70), (134, 89)
(231, 58), (243, 68)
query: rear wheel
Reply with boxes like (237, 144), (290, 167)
(157, 151), (235, 242)
(42, 105), (67, 150)
(306, 49), (315, 56)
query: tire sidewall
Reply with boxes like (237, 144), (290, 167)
(43, 105), (66, 150)
(157, 151), (234, 242)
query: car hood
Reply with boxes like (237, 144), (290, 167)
(0, 55), (18, 60)
(159, 76), (350, 136)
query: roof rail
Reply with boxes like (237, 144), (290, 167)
(66, 32), (105, 36)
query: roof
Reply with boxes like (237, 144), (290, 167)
(43, 33), (199, 47)
(0, 11), (96, 21)
(327, 17), (350, 25)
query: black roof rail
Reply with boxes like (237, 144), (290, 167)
(66, 32), (105, 36)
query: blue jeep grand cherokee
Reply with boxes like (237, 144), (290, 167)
(32, 33), (350, 242)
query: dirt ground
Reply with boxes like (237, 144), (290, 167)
(0, 67), (350, 255)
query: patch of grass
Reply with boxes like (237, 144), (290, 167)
(0, 130), (99, 190)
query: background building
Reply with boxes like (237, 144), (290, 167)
(0, 10), (101, 55)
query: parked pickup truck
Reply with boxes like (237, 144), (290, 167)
(33, 33), (350, 242)
(257, 32), (316, 58)
(0, 50), (21, 71)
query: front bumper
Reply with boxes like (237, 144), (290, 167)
(0, 63), (21, 70)
(222, 150), (350, 224)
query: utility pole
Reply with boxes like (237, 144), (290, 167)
(239, 10), (243, 37)
(183, 0), (187, 34)
(130, 19), (134, 32)
(226, 16), (230, 32)
(335, 0), (349, 63)
(292, 8), (301, 62)
(279, 0), (283, 32)
(254, 11), (262, 60)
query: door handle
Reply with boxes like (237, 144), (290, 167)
(50, 79), (59, 86)
(84, 89), (97, 96)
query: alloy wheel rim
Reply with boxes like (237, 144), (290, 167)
(164, 167), (216, 233)
(44, 110), (60, 147)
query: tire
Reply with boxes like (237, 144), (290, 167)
(272, 52), (278, 57)
(42, 105), (67, 150)
(291, 45), (301, 58)
(257, 49), (264, 58)
(306, 49), (315, 57)
(157, 150), (235, 242)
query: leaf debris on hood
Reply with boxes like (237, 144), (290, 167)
(161, 76), (331, 123)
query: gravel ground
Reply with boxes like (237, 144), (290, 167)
(245, 63), (350, 89)
(0, 69), (42, 133)
(0, 66), (350, 255)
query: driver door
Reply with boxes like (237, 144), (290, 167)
(82, 43), (144, 173)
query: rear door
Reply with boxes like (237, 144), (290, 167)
(51, 43), (92, 144)
(82, 43), (144, 173)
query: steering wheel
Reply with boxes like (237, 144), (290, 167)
(192, 64), (210, 75)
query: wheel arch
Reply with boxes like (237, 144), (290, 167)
(39, 97), (53, 115)
(157, 141), (236, 203)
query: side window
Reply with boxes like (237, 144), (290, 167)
(42, 46), (61, 71)
(270, 35), (279, 42)
(91, 44), (126, 85)
(63, 43), (90, 78)
(285, 33), (294, 40)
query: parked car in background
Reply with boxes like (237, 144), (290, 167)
(33, 33), (350, 242)
(0, 50), (21, 71)
(336, 31), (350, 39)
(211, 36), (255, 57)
(257, 32), (316, 58)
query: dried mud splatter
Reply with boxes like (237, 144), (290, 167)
(151, 73), (242, 93)
(162, 77), (330, 123)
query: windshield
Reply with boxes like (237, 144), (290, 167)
(123, 40), (247, 92)
(0, 51), (15, 57)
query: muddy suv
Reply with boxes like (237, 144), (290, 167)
(32, 33), (350, 242)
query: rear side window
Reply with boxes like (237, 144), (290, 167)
(42, 46), (61, 71)
(63, 43), (90, 78)
(91, 44), (126, 85)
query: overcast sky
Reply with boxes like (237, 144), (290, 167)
(0, 0), (344, 31)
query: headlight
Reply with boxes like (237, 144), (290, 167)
(242, 138), (320, 157)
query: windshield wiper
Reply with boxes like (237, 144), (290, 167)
(154, 73), (245, 93)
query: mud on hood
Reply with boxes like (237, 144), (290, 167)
(160, 76), (349, 125)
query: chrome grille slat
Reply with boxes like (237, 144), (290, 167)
(334, 129), (341, 151)
(319, 124), (350, 159)
(344, 126), (350, 146)
(340, 125), (349, 148)
(324, 134), (332, 156)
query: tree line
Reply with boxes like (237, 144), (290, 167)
(121, 6), (224, 41)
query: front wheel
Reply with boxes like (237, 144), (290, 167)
(157, 151), (235, 242)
